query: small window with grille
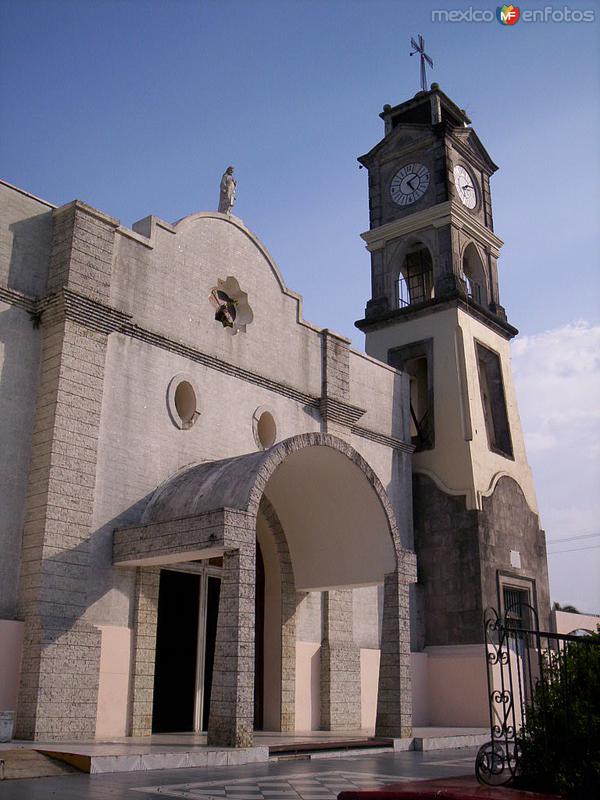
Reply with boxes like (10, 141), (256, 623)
(503, 586), (531, 629)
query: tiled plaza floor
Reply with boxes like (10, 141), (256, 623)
(0, 748), (478, 800)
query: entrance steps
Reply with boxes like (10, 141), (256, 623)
(0, 749), (79, 781)
(269, 737), (395, 761)
(0, 728), (489, 775)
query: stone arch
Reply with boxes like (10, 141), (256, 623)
(116, 433), (416, 746)
(141, 432), (403, 577)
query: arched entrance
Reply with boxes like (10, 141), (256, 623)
(114, 433), (416, 747)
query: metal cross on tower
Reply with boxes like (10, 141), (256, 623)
(410, 34), (433, 93)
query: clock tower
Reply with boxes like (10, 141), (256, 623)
(356, 85), (550, 674)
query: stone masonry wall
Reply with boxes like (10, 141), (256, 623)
(320, 589), (362, 730)
(413, 473), (550, 646)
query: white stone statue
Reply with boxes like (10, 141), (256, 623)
(218, 166), (237, 215)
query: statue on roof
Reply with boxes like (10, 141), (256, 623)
(218, 166), (237, 215)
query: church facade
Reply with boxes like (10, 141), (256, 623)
(0, 85), (550, 745)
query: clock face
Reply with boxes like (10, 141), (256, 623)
(390, 163), (430, 206)
(453, 165), (477, 209)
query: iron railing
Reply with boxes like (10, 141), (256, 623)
(475, 604), (599, 787)
(398, 269), (433, 308)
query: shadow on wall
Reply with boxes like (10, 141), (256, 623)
(21, 487), (156, 646)
(0, 305), (41, 619)
(7, 213), (52, 297)
(86, 491), (157, 629)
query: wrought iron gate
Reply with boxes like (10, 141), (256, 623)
(475, 603), (598, 787)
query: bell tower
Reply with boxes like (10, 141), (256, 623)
(356, 85), (551, 660)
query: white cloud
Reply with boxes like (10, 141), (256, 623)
(511, 321), (600, 613)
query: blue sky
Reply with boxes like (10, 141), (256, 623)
(1, 0), (599, 611)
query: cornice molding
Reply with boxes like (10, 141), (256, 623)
(361, 200), (503, 255)
(356, 294), (518, 340)
(53, 199), (120, 229)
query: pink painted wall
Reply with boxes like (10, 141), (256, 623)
(95, 625), (132, 738)
(360, 648), (380, 729)
(295, 641), (320, 731)
(0, 620), (23, 711)
(553, 610), (600, 636)
(426, 645), (489, 727)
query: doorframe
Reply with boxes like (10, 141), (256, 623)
(193, 565), (222, 732)
(157, 561), (223, 733)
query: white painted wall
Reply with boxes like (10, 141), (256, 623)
(0, 302), (41, 617)
(111, 215), (323, 398)
(365, 305), (538, 513)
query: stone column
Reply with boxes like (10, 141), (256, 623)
(375, 567), (413, 738)
(320, 589), (361, 730)
(208, 545), (256, 747)
(15, 201), (119, 740)
(129, 568), (160, 736)
(15, 310), (107, 740)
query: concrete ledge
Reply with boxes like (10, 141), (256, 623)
(36, 745), (270, 774)
(412, 733), (488, 751)
(392, 738), (413, 751)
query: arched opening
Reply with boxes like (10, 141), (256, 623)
(262, 445), (396, 591)
(397, 244), (434, 308)
(462, 242), (488, 306)
(122, 434), (411, 744)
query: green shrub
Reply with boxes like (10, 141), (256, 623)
(517, 632), (600, 798)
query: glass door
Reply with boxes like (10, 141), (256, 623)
(193, 570), (221, 732)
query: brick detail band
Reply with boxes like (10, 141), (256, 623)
(319, 397), (366, 427)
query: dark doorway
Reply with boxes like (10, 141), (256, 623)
(254, 542), (265, 730)
(201, 576), (221, 731)
(152, 570), (200, 732)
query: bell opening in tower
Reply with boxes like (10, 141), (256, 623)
(397, 247), (434, 308)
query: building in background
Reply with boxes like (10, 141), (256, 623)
(0, 85), (549, 743)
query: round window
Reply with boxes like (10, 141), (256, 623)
(167, 375), (200, 430)
(253, 407), (277, 449)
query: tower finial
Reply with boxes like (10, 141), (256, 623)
(410, 34), (433, 93)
